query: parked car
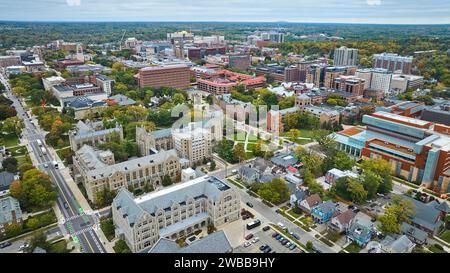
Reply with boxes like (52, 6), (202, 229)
(292, 233), (300, 240)
(277, 222), (286, 229)
(43, 163), (49, 168)
(246, 202), (253, 208)
(251, 237), (259, 243)
(263, 226), (270, 232)
(63, 202), (69, 209)
(281, 239), (289, 245)
(272, 232), (279, 238)
(259, 244), (268, 251)
(244, 241), (251, 248)
(263, 247), (272, 253)
(245, 233), (254, 240)
(289, 244), (297, 250)
(285, 242), (292, 248)
(276, 235), (283, 241)
(18, 242), (29, 251)
(0, 241), (12, 249)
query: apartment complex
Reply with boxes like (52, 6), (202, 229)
(332, 76), (366, 96)
(373, 53), (413, 74)
(331, 111), (450, 194)
(334, 46), (358, 66)
(73, 145), (181, 203)
(228, 54), (251, 71)
(0, 55), (22, 68)
(196, 69), (266, 94)
(137, 64), (191, 89)
(173, 123), (213, 165)
(69, 120), (123, 151)
(112, 175), (240, 252)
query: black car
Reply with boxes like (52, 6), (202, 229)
(246, 202), (253, 208)
(259, 244), (268, 251)
(63, 202), (69, 209)
(263, 247), (272, 253)
(0, 241), (12, 248)
(292, 233), (300, 240)
(262, 226), (270, 232)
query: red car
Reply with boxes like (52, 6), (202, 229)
(245, 233), (254, 240)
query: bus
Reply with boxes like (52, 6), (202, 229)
(37, 139), (43, 147)
(246, 219), (261, 230)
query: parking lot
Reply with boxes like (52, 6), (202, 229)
(234, 228), (303, 253)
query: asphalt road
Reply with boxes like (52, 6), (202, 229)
(0, 72), (105, 253)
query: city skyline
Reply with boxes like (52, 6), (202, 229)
(1, 0), (450, 24)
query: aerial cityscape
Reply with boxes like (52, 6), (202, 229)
(0, 0), (449, 261)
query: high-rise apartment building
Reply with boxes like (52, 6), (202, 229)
(334, 46), (358, 66)
(137, 65), (191, 89)
(373, 53), (413, 74)
(173, 123), (213, 165)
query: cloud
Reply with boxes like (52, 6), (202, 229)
(66, 0), (81, 6)
(366, 0), (381, 5)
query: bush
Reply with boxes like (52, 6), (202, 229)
(113, 239), (131, 253)
(100, 218), (115, 241)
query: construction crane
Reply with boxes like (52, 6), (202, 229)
(119, 30), (126, 51)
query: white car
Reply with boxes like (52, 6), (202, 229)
(18, 242), (29, 251)
(251, 237), (259, 243)
(44, 163), (49, 168)
(244, 241), (252, 248)
(277, 222), (286, 229)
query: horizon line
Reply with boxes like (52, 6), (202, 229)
(1, 20), (450, 26)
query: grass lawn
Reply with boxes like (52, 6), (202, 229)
(0, 133), (19, 147)
(286, 209), (303, 219)
(7, 145), (27, 156)
(17, 155), (32, 166)
(344, 242), (362, 253)
(247, 143), (256, 151)
(439, 230), (450, 244)
(428, 244), (447, 253)
(227, 179), (245, 189)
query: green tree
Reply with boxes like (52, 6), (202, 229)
(306, 241), (313, 251)
(113, 239), (131, 253)
(162, 175), (173, 187)
(2, 157), (18, 173)
(172, 93), (186, 105)
(5, 223), (23, 238)
(257, 178), (290, 205)
(26, 231), (50, 253)
(233, 143), (246, 163)
(347, 178), (368, 204)
(362, 171), (382, 200)
(209, 160), (216, 171)
(287, 129), (300, 142)
(361, 158), (393, 194)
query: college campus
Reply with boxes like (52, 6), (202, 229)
(0, 2), (449, 257)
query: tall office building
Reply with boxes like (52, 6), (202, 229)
(333, 46), (358, 66)
(137, 65), (191, 89)
(373, 53), (413, 74)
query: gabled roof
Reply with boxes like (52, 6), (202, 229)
(0, 171), (15, 191)
(436, 202), (450, 213)
(313, 201), (336, 214)
(401, 222), (428, 242)
(333, 209), (356, 225)
(304, 194), (322, 208)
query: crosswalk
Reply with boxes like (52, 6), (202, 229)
(72, 226), (94, 236)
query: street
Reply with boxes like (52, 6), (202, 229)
(0, 72), (106, 253)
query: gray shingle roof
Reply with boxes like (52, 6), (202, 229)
(152, 128), (172, 139)
(403, 196), (444, 232)
(401, 222), (428, 242)
(381, 235), (415, 253)
(0, 171), (15, 191)
(0, 196), (22, 225)
(149, 230), (232, 253)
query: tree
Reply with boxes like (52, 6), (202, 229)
(257, 178), (290, 205)
(113, 239), (131, 253)
(5, 223), (23, 238)
(26, 231), (50, 253)
(172, 93), (186, 105)
(162, 175), (173, 187)
(362, 171), (382, 200)
(0, 105), (17, 121)
(361, 158), (393, 194)
(287, 129), (300, 142)
(96, 188), (116, 207)
(346, 178), (368, 204)
(379, 196), (415, 234)
(233, 143), (246, 163)
(2, 157), (18, 173)
(209, 160), (216, 171)
(306, 241), (313, 251)
(1, 117), (24, 136)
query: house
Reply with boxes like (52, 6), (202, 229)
(290, 189), (308, 207)
(401, 222), (428, 246)
(325, 168), (358, 185)
(285, 173), (303, 185)
(328, 209), (357, 233)
(404, 196), (447, 235)
(311, 201), (338, 223)
(148, 230), (232, 253)
(260, 173), (279, 183)
(0, 171), (16, 192)
(299, 193), (322, 213)
(239, 165), (260, 183)
(347, 218), (374, 247)
(0, 196), (23, 235)
(270, 152), (300, 170)
(107, 94), (136, 106)
(380, 235), (415, 253)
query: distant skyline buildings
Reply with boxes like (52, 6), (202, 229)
(0, 0), (449, 24)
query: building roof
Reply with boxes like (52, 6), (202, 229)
(113, 175), (232, 226)
(333, 209), (356, 225)
(401, 222), (428, 242)
(240, 165), (259, 180)
(313, 201), (336, 214)
(303, 194), (322, 208)
(403, 196), (444, 232)
(0, 171), (15, 191)
(109, 94), (136, 106)
(270, 152), (299, 168)
(292, 189), (307, 202)
(149, 230), (232, 253)
(0, 196), (22, 225)
(381, 235), (415, 253)
(152, 128), (172, 139)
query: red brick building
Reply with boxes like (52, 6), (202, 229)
(137, 64), (191, 89)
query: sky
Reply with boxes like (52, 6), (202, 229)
(0, 0), (449, 24)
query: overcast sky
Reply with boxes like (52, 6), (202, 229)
(1, 0), (449, 24)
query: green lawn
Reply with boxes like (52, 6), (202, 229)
(428, 244), (447, 253)
(227, 179), (245, 189)
(344, 242), (362, 253)
(286, 209), (303, 219)
(7, 145), (27, 156)
(439, 230), (450, 244)
(17, 155), (32, 166)
(0, 134), (19, 147)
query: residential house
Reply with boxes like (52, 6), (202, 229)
(311, 201), (338, 223)
(328, 209), (357, 233)
(325, 168), (358, 186)
(0, 171), (16, 192)
(270, 152), (300, 170)
(299, 194), (322, 213)
(380, 235), (415, 253)
(290, 189), (307, 207)
(405, 197), (448, 235)
(347, 218), (374, 247)
(401, 222), (428, 246)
